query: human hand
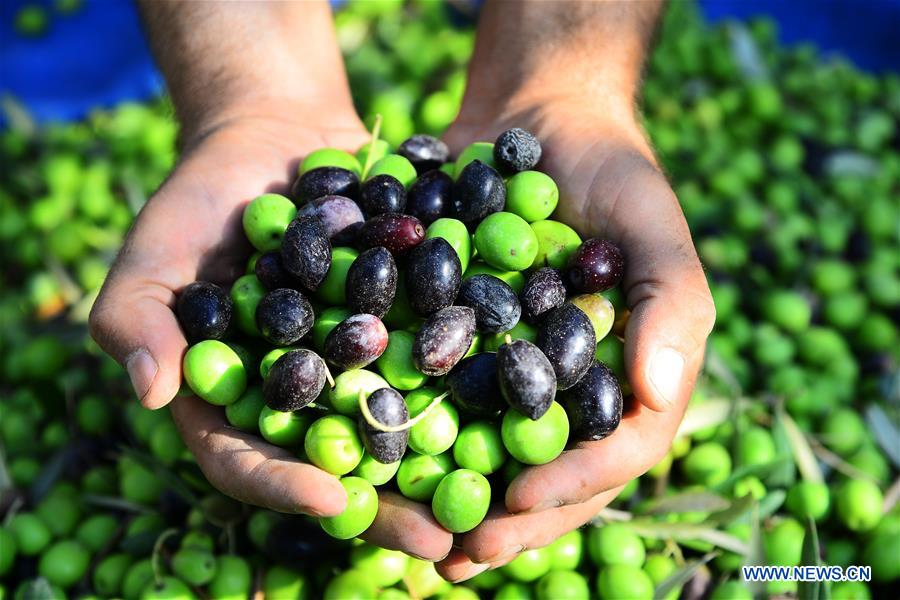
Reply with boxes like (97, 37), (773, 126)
(435, 95), (716, 580)
(89, 104), (453, 561)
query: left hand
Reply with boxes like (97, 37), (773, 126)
(436, 95), (716, 581)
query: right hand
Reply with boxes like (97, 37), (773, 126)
(89, 105), (454, 561)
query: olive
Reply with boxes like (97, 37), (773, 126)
(457, 274), (521, 333)
(405, 237), (462, 316)
(291, 166), (359, 205)
(520, 268), (567, 323)
(406, 170), (452, 225)
(451, 160), (506, 227)
(359, 175), (407, 217)
(255, 288), (315, 346)
(345, 247), (397, 318)
(536, 303), (596, 389)
(497, 339), (556, 420)
(176, 281), (232, 342)
(324, 314), (389, 370)
(397, 134), (450, 174)
(296, 195), (365, 245)
(358, 213), (426, 256)
(446, 352), (505, 417)
(413, 306), (476, 376)
(254, 251), (301, 291)
(281, 215), (332, 291)
(358, 388), (409, 463)
(559, 361), (622, 440)
(263, 349), (327, 411)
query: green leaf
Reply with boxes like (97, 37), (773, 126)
(705, 493), (757, 526)
(768, 407), (797, 488)
(28, 448), (67, 501)
(757, 489), (787, 520)
(676, 396), (737, 438)
(798, 517), (826, 600)
(641, 490), (730, 516)
(778, 406), (824, 484)
(621, 520), (750, 555)
(745, 503), (767, 599)
(654, 551), (719, 600)
(712, 457), (791, 493)
(865, 404), (900, 469)
(83, 494), (155, 515)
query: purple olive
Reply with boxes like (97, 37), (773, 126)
(559, 361), (622, 440)
(263, 349), (327, 411)
(345, 247), (397, 318)
(564, 238), (624, 293)
(297, 195), (364, 245)
(536, 303), (596, 390)
(281, 215), (332, 291)
(358, 213), (426, 257)
(412, 306), (476, 376)
(324, 313), (389, 370)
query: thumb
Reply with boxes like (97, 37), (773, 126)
(602, 163), (716, 413)
(90, 267), (188, 410)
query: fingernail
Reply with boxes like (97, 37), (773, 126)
(479, 544), (525, 565)
(449, 563), (489, 583)
(126, 348), (158, 404)
(529, 498), (564, 513)
(649, 347), (684, 409)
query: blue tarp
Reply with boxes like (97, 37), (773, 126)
(1, 0), (898, 125)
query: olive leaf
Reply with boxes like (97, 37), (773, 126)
(705, 493), (757, 526)
(83, 494), (155, 515)
(757, 489), (787, 520)
(641, 490), (731, 516)
(865, 404), (900, 469)
(745, 502), (767, 599)
(620, 520), (750, 555)
(712, 458), (791, 494)
(778, 406), (825, 484)
(797, 517), (831, 600)
(768, 406), (797, 488)
(654, 551), (719, 600)
(676, 396), (736, 438)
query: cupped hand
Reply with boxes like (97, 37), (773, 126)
(89, 104), (453, 561)
(436, 98), (716, 580)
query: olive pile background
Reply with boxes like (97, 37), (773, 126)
(0, 1), (897, 598)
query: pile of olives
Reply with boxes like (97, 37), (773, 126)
(177, 126), (627, 539)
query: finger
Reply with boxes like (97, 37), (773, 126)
(435, 549), (491, 583)
(587, 153), (715, 412)
(89, 168), (249, 409)
(90, 278), (186, 410)
(463, 488), (621, 565)
(506, 401), (678, 512)
(170, 396), (347, 516)
(360, 491), (454, 562)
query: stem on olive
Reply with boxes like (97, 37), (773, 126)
(322, 359), (335, 389)
(357, 389), (449, 433)
(151, 528), (179, 586)
(361, 113), (383, 179)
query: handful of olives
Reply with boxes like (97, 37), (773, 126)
(177, 127), (626, 539)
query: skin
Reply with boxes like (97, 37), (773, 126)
(89, 0), (714, 572)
